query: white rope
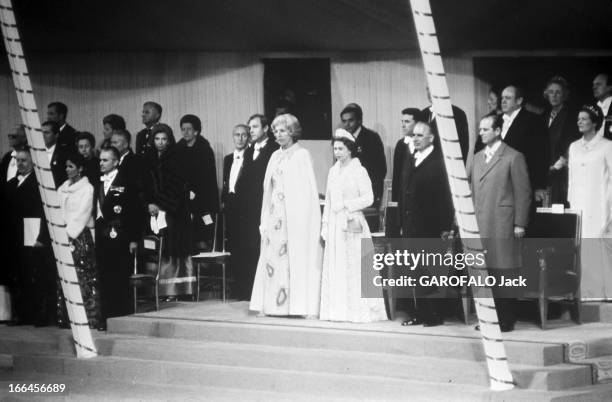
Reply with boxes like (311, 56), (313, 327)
(0, 0), (97, 358)
(409, 0), (514, 390)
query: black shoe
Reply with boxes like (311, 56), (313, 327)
(423, 317), (444, 327)
(401, 318), (422, 326)
(500, 323), (515, 333)
(474, 324), (480, 331)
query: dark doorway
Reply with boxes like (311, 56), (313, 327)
(263, 58), (332, 140)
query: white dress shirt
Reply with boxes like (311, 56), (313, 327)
(502, 108), (521, 140)
(484, 140), (502, 163)
(351, 126), (362, 140)
(414, 144), (434, 167)
(6, 150), (17, 181)
(16, 172), (31, 187)
(101, 169), (118, 195)
(403, 135), (415, 154)
(598, 96), (612, 117)
(253, 138), (268, 160)
(229, 149), (244, 193)
(46, 144), (56, 163)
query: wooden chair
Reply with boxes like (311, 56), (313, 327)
(522, 208), (582, 329)
(129, 234), (163, 313)
(192, 213), (231, 302)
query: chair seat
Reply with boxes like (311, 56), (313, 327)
(192, 251), (231, 263)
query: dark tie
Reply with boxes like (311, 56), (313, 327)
(99, 181), (106, 209)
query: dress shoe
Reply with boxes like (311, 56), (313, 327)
(401, 318), (422, 326)
(423, 317), (444, 327)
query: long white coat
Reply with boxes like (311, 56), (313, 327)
(250, 143), (323, 316)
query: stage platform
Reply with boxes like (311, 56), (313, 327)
(1, 300), (612, 401)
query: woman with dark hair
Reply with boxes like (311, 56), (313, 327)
(250, 114), (322, 317)
(568, 105), (612, 300)
(319, 129), (387, 322)
(100, 114), (126, 150)
(176, 114), (220, 252)
(57, 152), (99, 328)
(145, 124), (193, 298)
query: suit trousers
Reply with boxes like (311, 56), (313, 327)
(96, 236), (132, 321)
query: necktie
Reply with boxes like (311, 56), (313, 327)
(548, 110), (558, 127)
(485, 148), (494, 163)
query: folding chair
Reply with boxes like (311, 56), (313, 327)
(192, 213), (231, 302)
(129, 234), (163, 313)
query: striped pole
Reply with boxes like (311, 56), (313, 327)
(409, 0), (514, 390)
(0, 0), (97, 358)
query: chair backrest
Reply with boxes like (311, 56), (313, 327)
(136, 234), (163, 278)
(210, 212), (226, 253)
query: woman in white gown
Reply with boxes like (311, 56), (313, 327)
(320, 129), (387, 322)
(249, 114), (322, 316)
(567, 105), (612, 300)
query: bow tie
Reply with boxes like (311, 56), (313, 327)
(101, 173), (115, 183)
(17, 174), (25, 181)
(503, 114), (511, 122)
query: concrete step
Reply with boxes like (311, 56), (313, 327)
(95, 336), (592, 391)
(0, 325), (74, 356)
(0, 371), (339, 401)
(9, 353), (609, 402)
(572, 354), (612, 384)
(108, 316), (565, 366)
(581, 302), (612, 323)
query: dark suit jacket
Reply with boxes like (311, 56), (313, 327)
(222, 152), (245, 205)
(118, 150), (147, 206)
(58, 124), (77, 153)
(598, 98), (612, 140)
(421, 105), (469, 164)
(355, 126), (386, 204)
(391, 138), (414, 202)
(502, 108), (548, 190)
(399, 147), (454, 238)
(84, 156), (100, 189)
(135, 124), (159, 157)
(235, 139), (279, 231)
(0, 151), (14, 184)
(5, 173), (50, 248)
(50, 146), (69, 188)
(95, 170), (141, 244)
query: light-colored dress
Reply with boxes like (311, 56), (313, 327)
(320, 158), (387, 322)
(250, 143), (322, 316)
(568, 133), (612, 300)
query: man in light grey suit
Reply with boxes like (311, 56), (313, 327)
(469, 114), (531, 332)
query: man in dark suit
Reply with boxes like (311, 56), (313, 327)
(469, 115), (531, 332)
(499, 85), (548, 203)
(341, 103), (386, 211)
(392, 108), (420, 203)
(5, 147), (56, 326)
(1, 124), (27, 184)
(233, 114), (279, 301)
(41, 121), (69, 188)
(543, 76), (580, 205)
(399, 122), (454, 327)
(222, 124), (249, 251)
(421, 87), (470, 164)
(47, 102), (76, 153)
(135, 102), (162, 157)
(96, 147), (141, 329)
(593, 73), (612, 139)
(111, 129), (148, 229)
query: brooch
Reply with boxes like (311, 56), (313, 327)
(109, 227), (117, 239)
(113, 205), (122, 214)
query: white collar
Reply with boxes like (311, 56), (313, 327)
(254, 138), (268, 150)
(403, 135), (414, 145)
(503, 107), (521, 123)
(352, 126), (362, 140)
(233, 149), (245, 158)
(46, 143), (56, 153)
(597, 96), (612, 112)
(119, 151), (129, 165)
(10, 150), (16, 157)
(484, 140), (502, 156)
(101, 168), (118, 182)
(414, 144), (434, 162)
(60, 123), (67, 132)
(580, 131), (604, 150)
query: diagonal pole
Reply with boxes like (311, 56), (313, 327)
(409, 0), (514, 390)
(0, 0), (97, 358)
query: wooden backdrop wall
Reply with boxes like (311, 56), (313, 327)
(0, 51), (475, 191)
